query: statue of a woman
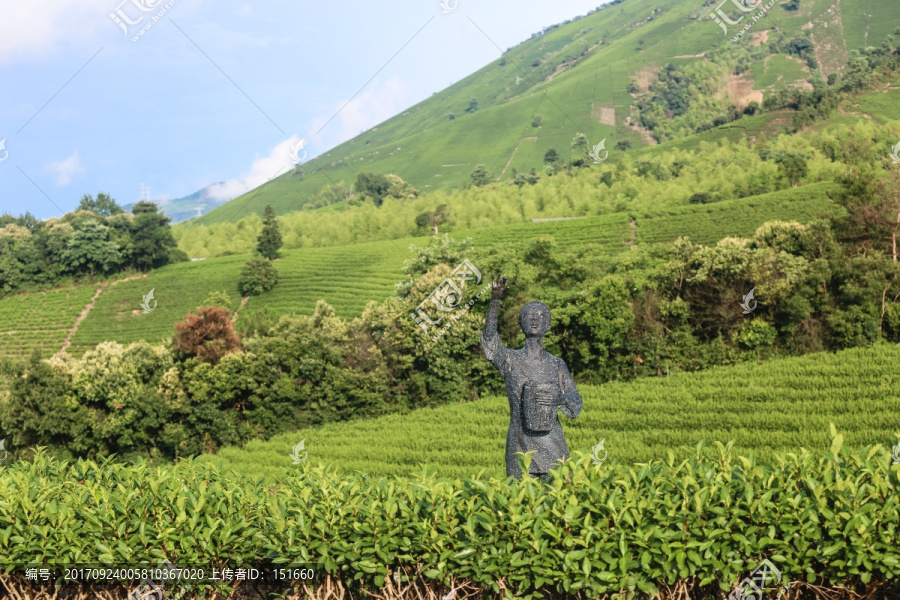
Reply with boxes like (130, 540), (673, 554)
(482, 275), (582, 480)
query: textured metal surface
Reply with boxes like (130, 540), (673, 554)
(482, 281), (582, 480)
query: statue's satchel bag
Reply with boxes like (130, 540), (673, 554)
(523, 383), (558, 433)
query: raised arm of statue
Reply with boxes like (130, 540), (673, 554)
(557, 360), (582, 419)
(482, 275), (510, 364)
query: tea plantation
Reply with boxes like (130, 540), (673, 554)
(0, 183), (841, 360)
(0, 285), (100, 362)
(193, 344), (900, 483)
(63, 239), (419, 358)
(1, 420), (897, 599)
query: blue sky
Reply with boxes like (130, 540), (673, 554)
(0, 0), (606, 220)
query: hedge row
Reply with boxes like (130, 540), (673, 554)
(1, 431), (898, 599)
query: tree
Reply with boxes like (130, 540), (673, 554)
(129, 202), (181, 271)
(78, 192), (123, 217)
(878, 168), (900, 262)
(532, 115), (543, 128)
(571, 133), (589, 158)
(131, 200), (158, 215)
(309, 181), (349, 208)
(466, 98), (479, 113)
(257, 205), (283, 260)
(239, 257), (279, 296)
(0, 350), (95, 457)
(415, 204), (453, 237)
(396, 234), (473, 297)
(173, 306), (241, 364)
(355, 172), (392, 206)
(835, 168), (900, 260)
(543, 148), (559, 164)
(470, 164), (493, 186)
(62, 220), (121, 281)
(775, 151), (808, 187)
(615, 139), (632, 151)
(554, 276), (634, 382)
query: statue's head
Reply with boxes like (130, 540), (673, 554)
(519, 301), (551, 338)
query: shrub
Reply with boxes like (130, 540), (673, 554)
(0, 437), (898, 600)
(173, 306), (241, 364)
(201, 290), (233, 310)
(543, 148), (559, 164)
(470, 164), (492, 187)
(238, 257), (278, 296)
(734, 318), (777, 350)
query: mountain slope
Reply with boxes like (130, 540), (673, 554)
(124, 184), (227, 224)
(189, 0), (895, 226)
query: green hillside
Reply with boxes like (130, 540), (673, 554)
(193, 344), (900, 482)
(3, 182), (836, 359)
(183, 0), (896, 227)
(64, 238), (423, 357)
(0, 285), (99, 362)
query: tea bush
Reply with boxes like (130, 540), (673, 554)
(0, 435), (898, 599)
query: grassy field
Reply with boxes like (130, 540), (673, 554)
(193, 344), (900, 482)
(466, 212), (633, 251)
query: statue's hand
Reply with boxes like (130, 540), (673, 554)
(491, 274), (510, 301)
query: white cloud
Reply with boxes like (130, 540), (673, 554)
(205, 136), (302, 202)
(44, 152), (85, 186)
(0, 0), (112, 63)
(204, 78), (414, 204)
(309, 76), (415, 150)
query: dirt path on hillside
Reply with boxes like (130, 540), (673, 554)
(624, 114), (657, 146)
(232, 295), (250, 323)
(499, 142), (523, 180)
(58, 273), (149, 355)
(499, 104), (543, 180)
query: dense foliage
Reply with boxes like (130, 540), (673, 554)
(1, 437), (898, 599)
(1, 181), (898, 461)
(0, 197), (185, 296)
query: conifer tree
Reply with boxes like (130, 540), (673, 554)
(256, 205), (283, 260)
